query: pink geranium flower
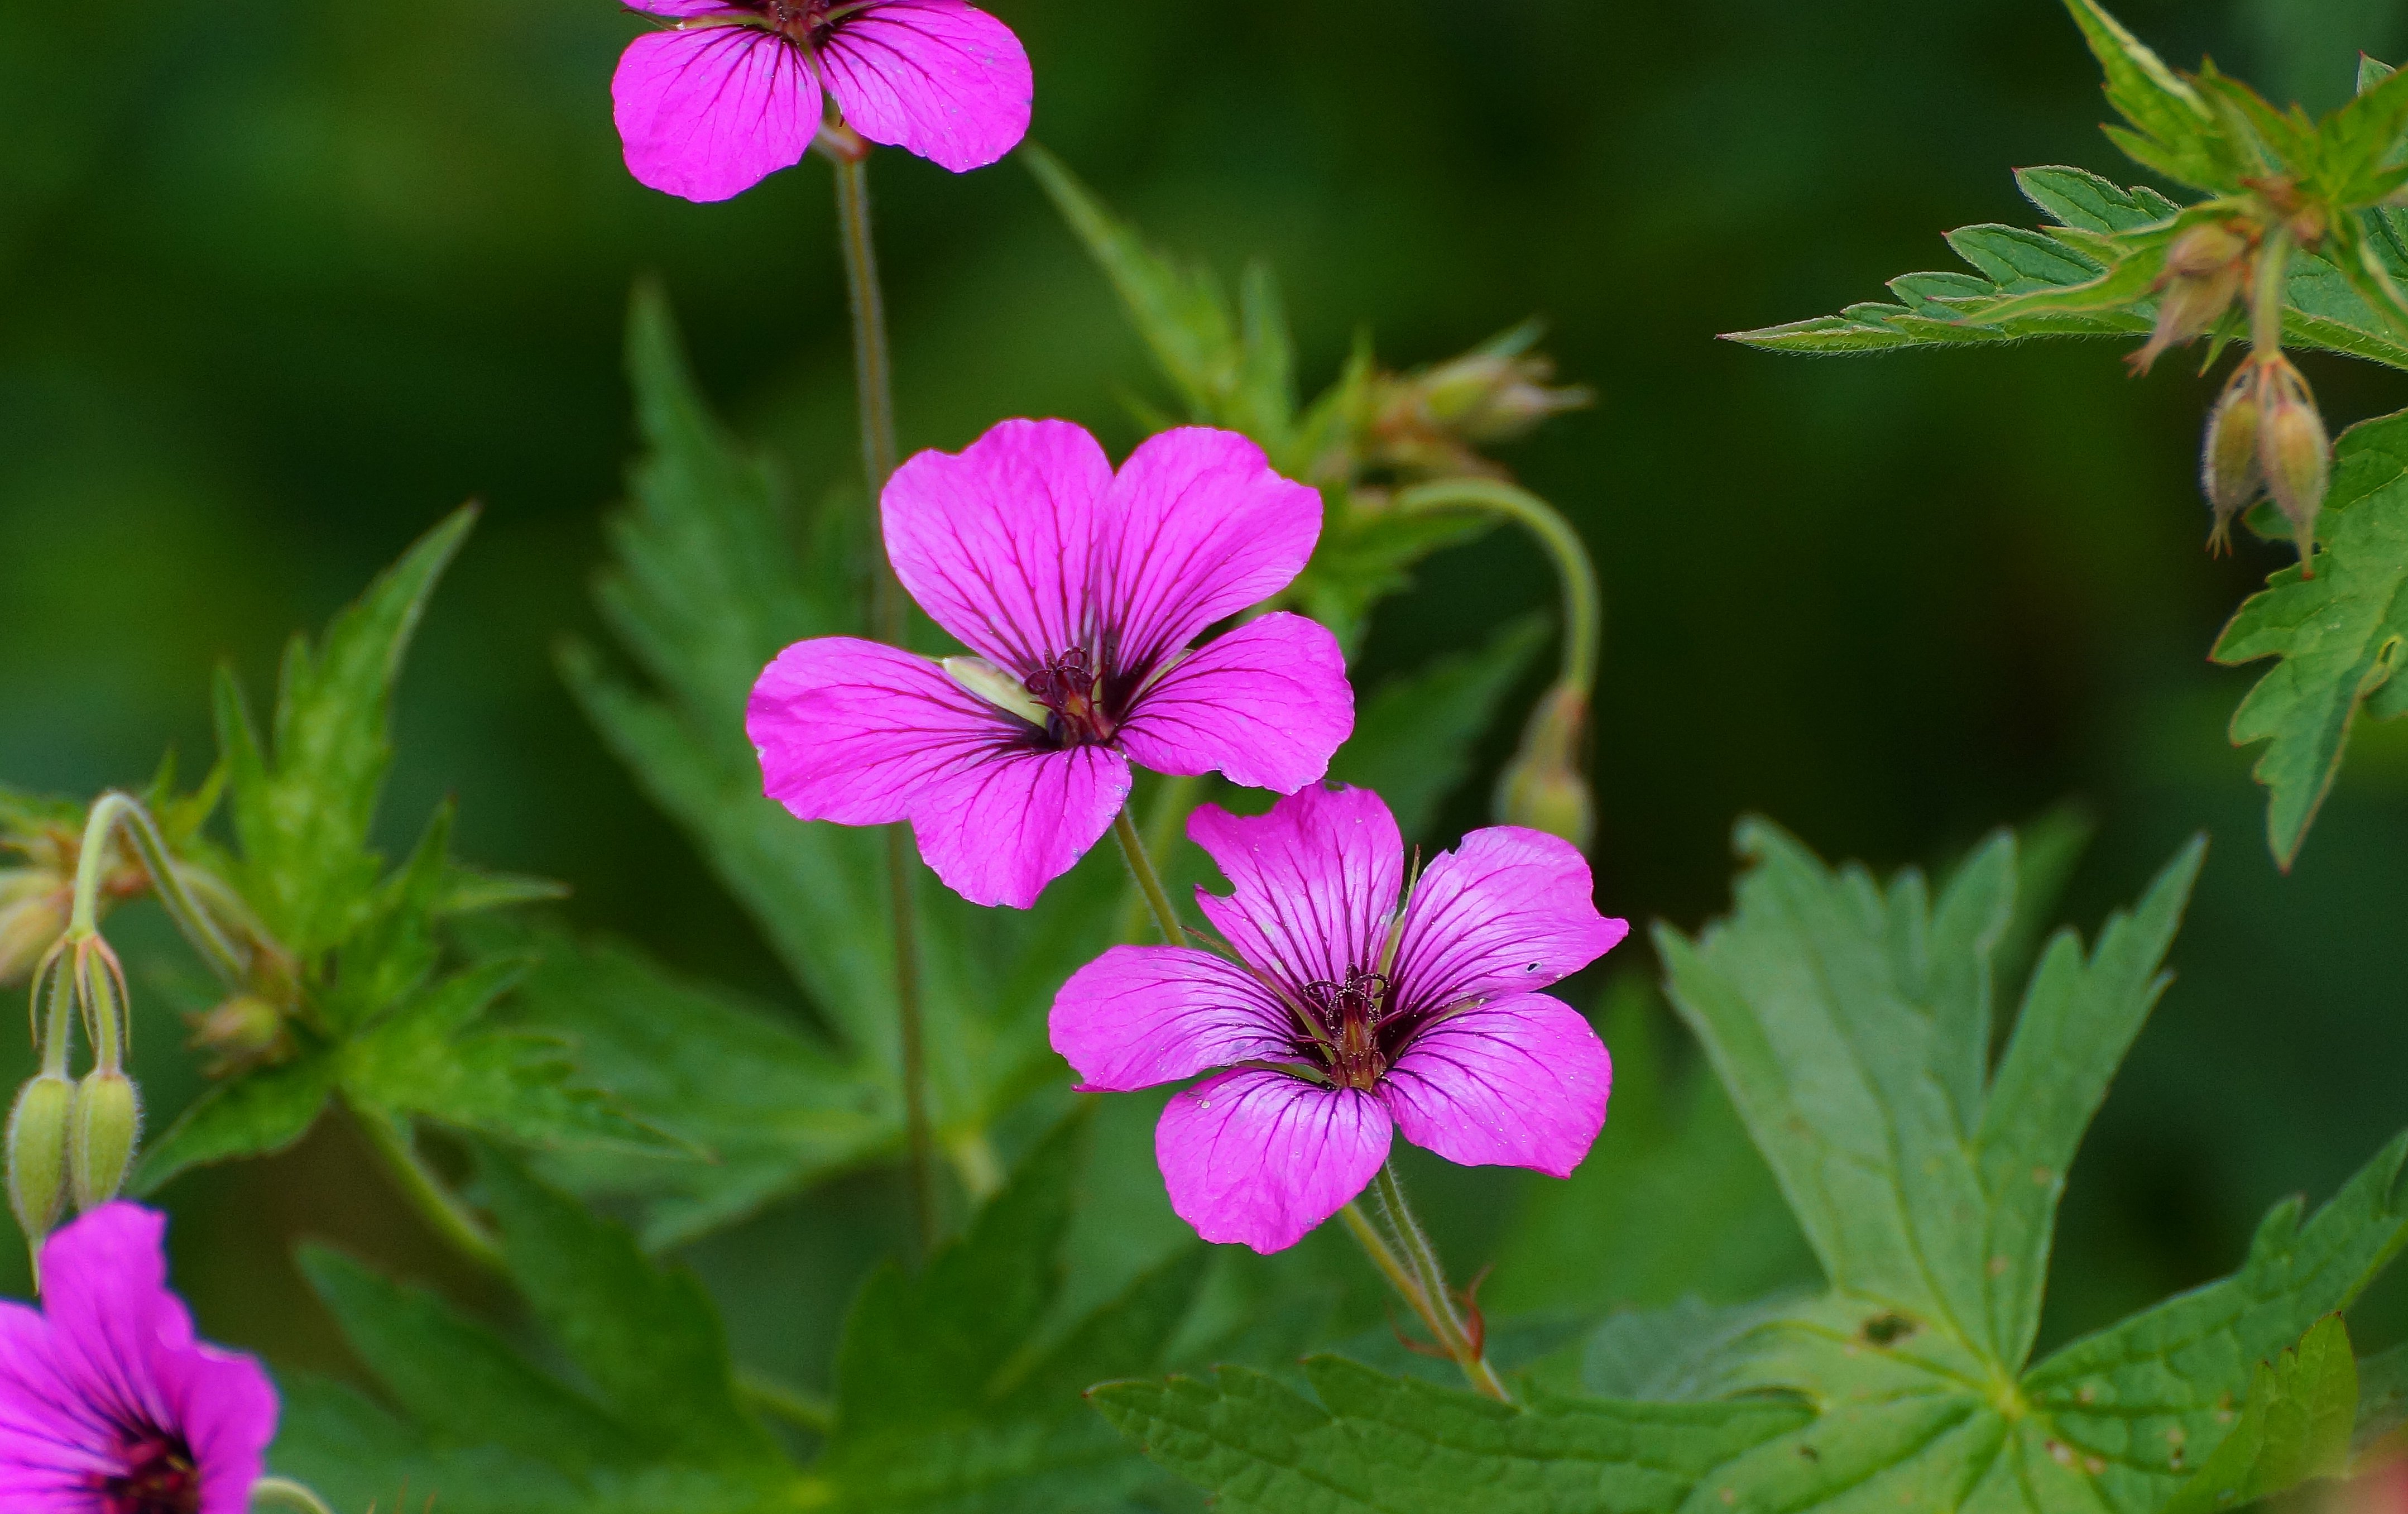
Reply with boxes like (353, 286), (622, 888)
(1050, 784), (1626, 1253)
(613, 0), (1032, 201)
(0, 1204), (277, 1513)
(749, 419), (1354, 910)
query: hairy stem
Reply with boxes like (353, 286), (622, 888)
(1367, 1162), (1509, 1401)
(352, 1103), (503, 1273)
(1392, 480), (1601, 692)
(2251, 226), (2293, 358)
(1112, 809), (1184, 945)
(68, 791), (248, 988)
(829, 140), (937, 1257)
(1116, 774), (1203, 943)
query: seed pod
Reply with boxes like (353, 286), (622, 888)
(1494, 684), (1595, 851)
(2257, 358), (2332, 574)
(2201, 361), (2267, 554)
(68, 1069), (140, 1212)
(7, 1074), (75, 1245)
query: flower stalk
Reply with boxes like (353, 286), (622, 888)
(821, 124), (937, 1256)
(1113, 809), (1186, 945)
(1365, 1162), (1510, 1401)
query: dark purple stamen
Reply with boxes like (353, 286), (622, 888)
(1022, 646), (1119, 746)
(1299, 966), (1393, 1090)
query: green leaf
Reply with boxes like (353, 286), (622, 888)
(486, 926), (894, 1249)
(476, 1149), (785, 1470)
(1328, 614), (1549, 842)
(1088, 1355), (1813, 1514)
(218, 506), (474, 956)
(2157, 1315), (2357, 1514)
(340, 958), (667, 1154)
(2014, 165), (2182, 233)
(131, 1052), (338, 1194)
(2212, 408), (2408, 868)
(2060, 0), (2242, 193)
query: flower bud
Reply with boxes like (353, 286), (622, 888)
(2257, 357), (2331, 574)
(2200, 361), (2266, 553)
(0, 873), (65, 985)
(7, 1074), (75, 1245)
(1363, 327), (1592, 480)
(1494, 684), (1595, 850)
(68, 1069), (140, 1212)
(2129, 223), (2249, 376)
(185, 993), (289, 1077)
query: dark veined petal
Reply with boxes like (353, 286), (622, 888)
(1156, 1069), (1390, 1253)
(1389, 824), (1627, 1014)
(1187, 785), (1402, 996)
(1380, 991), (1610, 1177)
(612, 24), (821, 203)
(819, 0), (1032, 173)
(1096, 428), (1322, 678)
(1049, 946), (1300, 1091)
(883, 419), (1114, 676)
(1115, 612), (1352, 793)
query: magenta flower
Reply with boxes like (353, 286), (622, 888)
(613, 0), (1033, 202)
(1049, 784), (1625, 1253)
(0, 1204), (276, 1514)
(749, 419), (1353, 910)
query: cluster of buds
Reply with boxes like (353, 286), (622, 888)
(1355, 325), (1593, 482)
(1493, 683), (1595, 850)
(8, 934), (143, 1258)
(2203, 353), (2331, 572)
(2128, 220), (2253, 376)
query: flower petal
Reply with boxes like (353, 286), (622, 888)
(821, 0), (1033, 173)
(750, 635), (1031, 826)
(1099, 429), (1322, 677)
(1381, 992), (1610, 1177)
(1050, 945), (1301, 1091)
(624, 0), (739, 15)
(748, 635), (1128, 907)
(907, 743), (1130, 909)
(1187, 784), (1401, 994)
(1389, 824), (1629, 1013)
(882, 419), (1114, 674)
(1156, 1069), (1390, 1253)
(612, 25), (819, 203)
(1116, 612), (1352, 793)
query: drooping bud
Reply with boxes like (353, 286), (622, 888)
(185, 993), (290, 1077)
(7, 1074), (75, 1246)
(2129, 222), (2250, 376)
(2201, 360), (2267, 554)
(1494, 684), (1596, 850)
(2257, 357), (2332, 574)
(0, 872), (66, 985)
(68, 1069), (140, 1211)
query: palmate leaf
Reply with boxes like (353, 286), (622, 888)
(273, 1117), (1206, 1514)
(1101, 822), (2408, 1514)
(2212, 408), (2408, 869)
(554, 287), (1125, 1242)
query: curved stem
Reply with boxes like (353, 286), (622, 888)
(34, 947), (73, 1080)
(830, 145), (936, 1257)
(69, 792), (248, 988)
(1112, 809), (1184, 945)
(1392, 480), (1601, 692)
(352, 1103), (503, 1273)
(1367, 1162), (1509, 1401)
(248, 1477), (337, 1514)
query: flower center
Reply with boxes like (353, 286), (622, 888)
(1301, 966), (1391, 1091)
(95, 1435), (200, 1514)
(1023, 647), (1118, 746)
(755, 0), (832, 44)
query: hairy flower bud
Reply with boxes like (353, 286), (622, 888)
(0, 873), (66, 985)
(185, 993), (290, 1077)
(2201, 361), (2267, 553)
(1494, 684), (1595, 850)
(8, 1074), (75, 1246)
(1363, 325), (1592, 480)
(2129, 222), (2249, 376)
(2258, 358), (2332, 573)
(68, 1069), (140, 1212)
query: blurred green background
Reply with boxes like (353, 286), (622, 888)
(3, 0), (2406, 1415)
